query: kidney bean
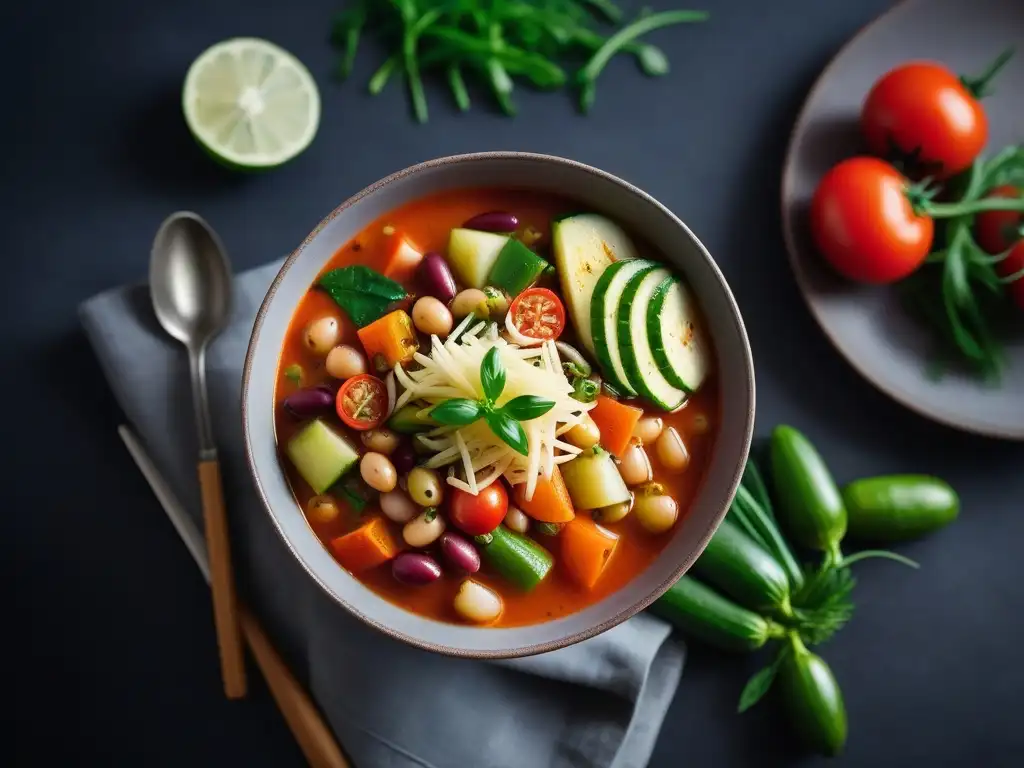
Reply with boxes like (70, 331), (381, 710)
(439, 532), (481, 573)
(463, 211), (519, 233)
(417, 252), (457, 304)
(391, 441), (418, 474)
(392, 552), (443, 585)
(282, 385), (334, 418)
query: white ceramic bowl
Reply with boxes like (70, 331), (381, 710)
(243, 152), (755, 658)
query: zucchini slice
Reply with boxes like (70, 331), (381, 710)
(648, 276), (710, 393)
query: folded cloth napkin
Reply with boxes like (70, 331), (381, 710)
(79, 259), (685, 768)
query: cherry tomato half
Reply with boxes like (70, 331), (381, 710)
(975, 185), (1023, 255)
(509, 287), (566, 341)
(861, 62), (987, 178)
(449, 483), (508, 537)
(810, 157), (934, 285)
(336, 374), (388, 431)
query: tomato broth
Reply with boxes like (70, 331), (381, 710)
(275, 188), (718, 627)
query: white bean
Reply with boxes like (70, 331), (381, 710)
(403, 510), (446, 548)
(360, 452), (397, 493)
(325, 344), (366, 379)
(412, 296), (454, 337)
(565, 414), (601, 450)
(593, 497), (632, 524)
(504, 506), (530, 534)
(304, 317), (341, 356)
(361, 428), (400, 455)
(451, 288), (488, 319)
(380, 490), (418, 523)
(632, 416), (664, 445)
(635, 494), (679, 534)
(655, 427), (690, 472)
(454, 579), (503, 624)
(306, 495), (340, 524)
(618, 442), (653, 486)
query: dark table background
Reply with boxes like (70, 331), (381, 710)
(7, 0), (1024, 765)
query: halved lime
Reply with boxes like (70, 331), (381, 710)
(182, 38), (320, 170)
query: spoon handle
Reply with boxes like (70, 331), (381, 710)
(198, 457), (248, 698)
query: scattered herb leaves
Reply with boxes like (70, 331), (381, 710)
(431, 398), (485, 426)
(318, 265), (407, 328)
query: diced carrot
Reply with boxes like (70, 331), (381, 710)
(330, 517), (398, 572)
(561, 517), (619, 589)
(589, 395), (643, 457)
(515, 466), (576, 523)
(357, 310), (419, 368)
(381, 234), (424, 284)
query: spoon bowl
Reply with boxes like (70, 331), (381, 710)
(150, 213), (232, 348)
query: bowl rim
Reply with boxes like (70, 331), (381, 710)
(241, 151), (755, 658)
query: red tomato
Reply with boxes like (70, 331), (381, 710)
(1001, 243), (1024, 311)
(810, 157), (934, 284)
(335, 374), (387, 431)
(449, 483), (508, 536)
(975, 185), (1023, 254)
(861, 62), (987, 178)
(509, 288), (566, 341)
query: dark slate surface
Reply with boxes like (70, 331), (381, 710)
(7, 0), (1023, 765)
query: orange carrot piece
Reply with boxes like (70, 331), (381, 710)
(357, 310), (419, 368)
(515, 466), (576, 523)
(561, 517), (619, 589)
(381, 234), (424, 284)
(589, 395), (643, 457)
(330, 517), (398, 573)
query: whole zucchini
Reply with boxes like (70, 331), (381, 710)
(771, 425), (847, 556)
(842, 475), (959, 542)
(779, 636), (847, 756)
(692, 517), (793, 617)
(651, 576), (783, 652)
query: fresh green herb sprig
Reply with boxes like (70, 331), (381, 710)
(430, 347), (555, 455)
(331, 0), (708, 122)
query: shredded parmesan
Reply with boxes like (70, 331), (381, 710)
(393, 335), (596, 500)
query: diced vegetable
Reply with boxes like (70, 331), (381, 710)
(589, 395), (643, 458)
(553, 213), (639, 356)
(476, 525), (553, 591)
(286, 419), (360, 494)
(514, 465), (576, 523)
(617, 266), (687, 410)
(648, 276), (710, 394)
(560, 445), (631, 510)
(561, 517), (619, 589)
(332, 473), (377, 514)
(381, 234), (424, 285)
(388, 402), (435, 433)
(357, 310), (419, 369)
(330, 517), (398, 572)
(283, 363), (303, 384)
(488, 238), (551, 296)
(592, 260), (652, 395)
(448, 228), (509, 288)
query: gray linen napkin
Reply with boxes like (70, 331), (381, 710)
(79, 259), (685, 768)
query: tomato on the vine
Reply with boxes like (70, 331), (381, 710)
(449, 483), (508, 536)
(335, 374), (388, 430)
(810, 157), (934, 284)
(861, 62), (987, 178)
(975, 185), (1023, 254)
(509, 288), (565, 341)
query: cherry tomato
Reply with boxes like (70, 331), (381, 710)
(861, 62), (987, 178)
(449, 483), (508, 536)
(335, 374), (388, 431)
(509, 288), (565, 341)
(999, 243), (1024, 311)
(975, 185), (1022, 254)
(810, 157), (934, 284)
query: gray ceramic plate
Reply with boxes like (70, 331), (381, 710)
(782, 0), (1024, 440)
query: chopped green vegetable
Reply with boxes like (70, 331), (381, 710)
(318, 265), (407, 328)
(284, 363), (303, 384)
(333, 473), (376, 514)
(488, 239), (550, 296)
(535, 521), (562, 537)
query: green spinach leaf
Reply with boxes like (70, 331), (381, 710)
(318, 266), (407, 328)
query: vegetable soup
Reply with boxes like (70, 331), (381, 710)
(275, 188), (717, 627)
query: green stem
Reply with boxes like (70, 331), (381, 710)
(960, 47), (1015, 98)
(787, 629), (808, 655)
(925, 196), (1024, 219)
(447, 63), (470, 111)
(837, 549), (920, 569)
(1000, 265), (1024, 284)
(766, 620), (788, 640)
(368, 55), (399, 95)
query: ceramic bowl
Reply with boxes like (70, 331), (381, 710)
(242, 152), (755, 658)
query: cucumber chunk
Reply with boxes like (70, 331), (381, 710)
(488, 239), (550, 296)
(286, 419), (360, 494)
(477, 526), (553, 591)
(448, 229), (509, 289)
(649, 276), (710, 393)
(552, 214), (638, 355)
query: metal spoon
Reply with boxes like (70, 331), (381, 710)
(150, 211), (247, 699)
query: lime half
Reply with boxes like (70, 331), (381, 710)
(183, 38), (320, 170)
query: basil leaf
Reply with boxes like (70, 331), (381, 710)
(485, 409), (528, 456)
(480, 347), (506, 403)
(318, 266), (407, 328)
(430, 398), (484, 426)
(501, 395), (555, 422)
